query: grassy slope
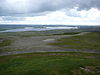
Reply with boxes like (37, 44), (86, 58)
(50, 32), (100, 50)
(0, 52), (100, 75)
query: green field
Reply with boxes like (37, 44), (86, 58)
(50, 32), (100, 50)
(0, 52), (100, 75)
(0, 38), (12, 47)
(0, 32), (100, 75)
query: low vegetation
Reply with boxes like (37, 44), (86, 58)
(50, 32), (100, 50)
(53, 32), (80, 35)
(0, 38), (12, 47)
(0, 52), (100, 75)
(0, 30), (80, 37)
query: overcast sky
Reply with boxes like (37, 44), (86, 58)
(0, 0), (100, 25)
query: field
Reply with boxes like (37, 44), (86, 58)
(0, 52), (100, 75)
(0, 31), (100, 75)
(0, 31), (82, 54)
(50, 32), (100, 50)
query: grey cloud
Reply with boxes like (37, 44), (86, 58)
(0, 0), (100, 16)
(2, 16), (25, 21)
(77, 0), (100, 10)
(66, 9), (81, 17)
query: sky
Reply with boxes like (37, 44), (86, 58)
(0, 0), (100, 25)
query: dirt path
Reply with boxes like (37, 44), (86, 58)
(1, 32), (99, 56)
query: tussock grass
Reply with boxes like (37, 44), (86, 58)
(0, 52), (100, 75)
(0, 39), (12, 47)
(50, 32), (100, 50)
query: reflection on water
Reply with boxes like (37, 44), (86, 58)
(0, 26), (78, 32)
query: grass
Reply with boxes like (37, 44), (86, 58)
(0, 38), (12, 47)
(53, 32), (80, 35)
(50, 32), (100, 50)
(0, 30), (80, 37)
(0, 31), (81, 53)
(0, 52), (100, 75)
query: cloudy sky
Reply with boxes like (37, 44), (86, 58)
(0, 0), (100, 25)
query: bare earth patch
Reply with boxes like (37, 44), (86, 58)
(0, 32), (100, 56)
